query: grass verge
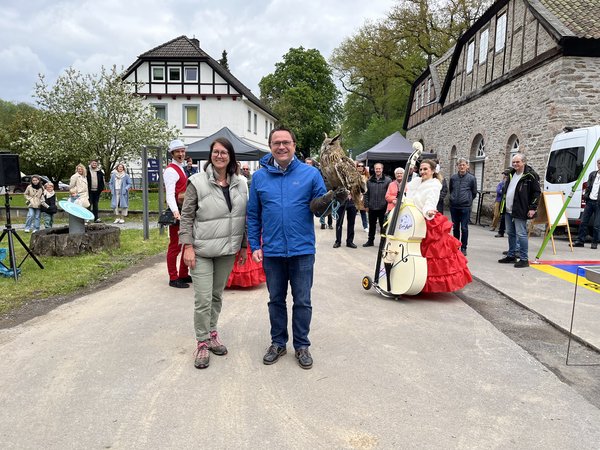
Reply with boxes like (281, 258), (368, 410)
(0, 228), (168, 315)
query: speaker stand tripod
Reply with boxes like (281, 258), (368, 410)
(0, 190), (44, 281)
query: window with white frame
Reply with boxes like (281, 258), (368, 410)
(184, 105), (199, 128)
(247, 110), (251, 131)
(495, 13), (507, 51)
(477, 138), (485, 158)
(168, 67), (181, 82)
(152, 67), (164, 82)
(254, 114), (257, 134)
(152, 104), (167, 121)
(421, 85), (425, 107)
(466, 40), (475, 73)
(184, 67), (198, 82)
(479, 29), (489, 63)
(427, 78), (432, 103)
(265, 120), (268, 139)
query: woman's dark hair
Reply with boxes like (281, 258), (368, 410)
(420, 159), (440, 180)
(204, 137), (238, 175)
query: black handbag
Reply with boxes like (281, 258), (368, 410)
(158, 209), (177, 226)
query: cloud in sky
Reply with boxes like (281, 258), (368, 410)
(0, 0), (394, 104)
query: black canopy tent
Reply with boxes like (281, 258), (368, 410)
(185, 127), (269, 161)
(355, 131), (437, 163)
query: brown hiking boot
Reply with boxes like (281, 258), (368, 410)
(208, 330), (228, 355)
(194, 341), (210, 369)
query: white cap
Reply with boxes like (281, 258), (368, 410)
(168, 139), (187, 153)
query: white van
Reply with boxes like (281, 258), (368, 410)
(544, 125), (600, 226)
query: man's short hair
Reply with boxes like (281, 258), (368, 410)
(513, 153), (526, 164)
(374, 162), (384, 169)
(457, 158), (469, 165)
(268, 126), (296, 146)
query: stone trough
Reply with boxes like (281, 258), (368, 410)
(30, 201), (120, 257)
(30, 224), (120, 257)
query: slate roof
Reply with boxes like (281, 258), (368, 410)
(123, 35), (276, 118)
(534, 0), (600, 39)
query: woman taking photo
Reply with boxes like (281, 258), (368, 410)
(109, 163), (132, 224)
(23, 175), (44, 233)
(179, 137), (248, 369)
(405, 159), (472, 293)
(69, 164), (90, 208)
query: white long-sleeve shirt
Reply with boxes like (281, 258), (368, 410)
(163, 160), (187, 214)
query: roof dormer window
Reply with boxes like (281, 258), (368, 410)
(184, 67), (198, 82)
(168, 67), (181, 82)
(495, 13), (507, 52)
(152, 67), (164, 82)
(466, 40), (475, 73)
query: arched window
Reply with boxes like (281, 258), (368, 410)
(450, 146), (457, 176)
(506, 135), (520, 167)
(470, 134), (486, 192)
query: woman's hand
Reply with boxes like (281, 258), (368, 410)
(252, 249), (263, 263)
(183, 245), (196, 269)
(238, 249), (247, 266)
(425, 209), (437, 219)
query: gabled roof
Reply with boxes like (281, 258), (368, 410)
(123, 35), (276, 118)
(532, 0), (600, 40)
(435, 0), (600, 105)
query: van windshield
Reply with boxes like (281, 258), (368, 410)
(545, 146), (584, 184)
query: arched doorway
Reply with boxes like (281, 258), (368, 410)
(470, 134), (486, 192)
(506, 135), (520, 168)
(450, 146), (457, 176)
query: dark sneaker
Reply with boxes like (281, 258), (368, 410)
(362, 241), (374, 247)
(94, 219), (102, 223)
(295, 348), (313, 369)
(320, 224), (326, 229)
(460, 248), (467, 256)
(263, 345), (286, 365)
(514, 259), (529, 268)
(573, 241), (584, 247)
(328, 225), (333, 229)
(208, 330), (227, 355)
(333, 242), (341, 248)
(592, 243), (598, 249)
(169, 279), (189, 288)
(194, 341), (210, 369)
(346, 242), (357, 248)
(495, 234), (504, 238)
(179, 276), (193, 283)
(498, 256), (517, 263)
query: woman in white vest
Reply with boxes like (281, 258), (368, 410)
(179, 137), (248, 369)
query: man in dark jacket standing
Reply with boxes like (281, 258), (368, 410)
(449, 158), (478, 255)
(498, 153), (541, 268)
(362, 162), (392, 247)
(87, 159), (105, 223)
(574, 158), (600, 249)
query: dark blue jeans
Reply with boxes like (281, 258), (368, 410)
(577, 199), (600, 243)
(263, 254), (315, 350)
(450, 206), (471, 250)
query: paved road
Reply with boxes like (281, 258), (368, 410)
(1, 225), (600, 448)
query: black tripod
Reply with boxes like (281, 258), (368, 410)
(0, 189), (44, 281)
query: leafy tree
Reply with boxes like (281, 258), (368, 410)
(218, 50), (230, 71)
(331, 0), (489, 151)
(259, 47), (341, 158)
(12, 66), (177, 182)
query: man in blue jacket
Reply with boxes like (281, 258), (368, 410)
(248, 126), (346, 369)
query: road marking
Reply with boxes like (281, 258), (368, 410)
(532, 262), (600, 294)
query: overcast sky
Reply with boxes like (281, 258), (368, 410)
(0, 0), (395, 105)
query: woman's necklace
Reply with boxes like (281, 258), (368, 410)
(215, 172), (228, 186)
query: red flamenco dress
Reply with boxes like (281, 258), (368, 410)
(226, 246), (266, 288)
(420, 212), (472, 293)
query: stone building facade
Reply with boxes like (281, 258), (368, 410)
(405, 0), (600, 216)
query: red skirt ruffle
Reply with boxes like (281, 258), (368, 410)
(226, 246), (266, 289)
(420, 213), (472, 293)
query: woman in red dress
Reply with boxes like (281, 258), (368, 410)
(405, 159), (472, 293)
(226, 244), (266, 288)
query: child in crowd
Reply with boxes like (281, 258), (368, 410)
(40, 182), (58, 228)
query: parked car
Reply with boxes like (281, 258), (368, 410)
(544, 125), (600, 227)
(11, 175), (48, 193)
